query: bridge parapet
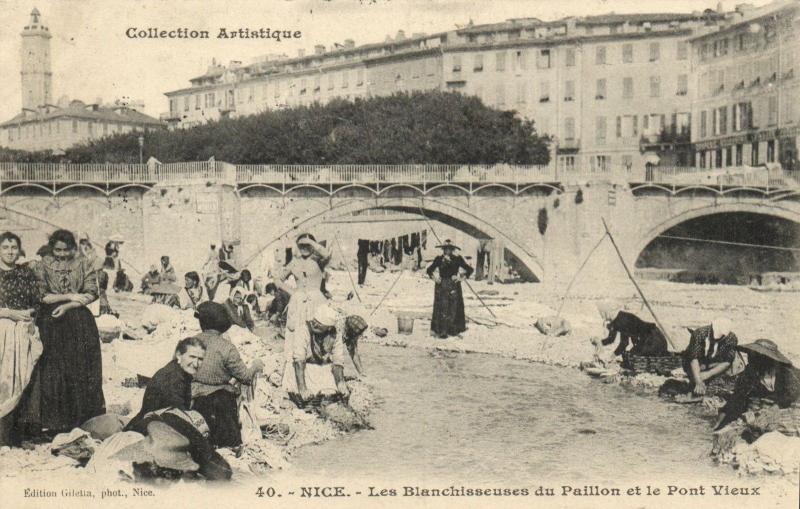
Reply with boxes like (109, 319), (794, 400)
(0, 161), (796, 196)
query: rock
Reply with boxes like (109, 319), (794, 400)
(535, 316), (571, 336)
(372, 327), (388, 337)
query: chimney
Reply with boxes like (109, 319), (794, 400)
(314, 44), (326, 55)
(396, 30), (406, 42)
(717, 1), (724, 14)
(344, 38), (355, 49)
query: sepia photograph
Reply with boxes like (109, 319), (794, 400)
(0, 0), (798, 507)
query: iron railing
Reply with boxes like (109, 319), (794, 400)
(0, 161), (796, 188)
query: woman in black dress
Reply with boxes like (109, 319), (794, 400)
(17, 229), (105, 435)
(426, 240), (473, 339)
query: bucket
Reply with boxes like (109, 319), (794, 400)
(397, 315), (415, 335)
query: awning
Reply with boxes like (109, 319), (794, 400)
(644, 153), (661, 165)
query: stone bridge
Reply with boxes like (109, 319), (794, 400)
(1, 161), (798, 289)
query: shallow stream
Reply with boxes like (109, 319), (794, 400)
(289, 343), (742, 485)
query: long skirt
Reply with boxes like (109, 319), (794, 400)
(193, 390), (241, 448)
(0, 319), (43, 444)
(430, 279), (466, 337)
(17, 304), (105, 433)
(284, 288), (325, 362)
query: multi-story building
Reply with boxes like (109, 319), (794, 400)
(691, 0), (799, 171)
(165, 8), (770, 170)
(0, 9), (163, 152)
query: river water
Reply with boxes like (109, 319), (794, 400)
(289, 343), (742, 485)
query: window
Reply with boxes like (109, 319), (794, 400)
(649, 75), (661, 97)
(495, 52), (506, 72)
(751, 142), (759, 164)
(767, 140), (775, 163)
(327, 74), (334, 91)
(72, 120), (78, 133)
(718, 106), (727, 135)
(473, 54), (483, 72)
(700, 110), (707, 137)
(300, 79), (307, 95)
(699, 151), (707, 168)
(596, 46), (606, 65)
(593, 155), (609, 172)
(565, 48), (576, 67)
(452, 55), (462, 73)
(619, 115), (638, 138)
(622, 77), (633, 99)
(595, 78), (606, 100)
(622, 155), (633, 170)
(596, 116), (607, 144)
(169, 99), (177, 114)
(649, 42), (660, 62)
(342, 71), (349, 88)
(102, 122), (107, 135)
(736, 33), (747, 52)
(514, 50), (527, 71)
(539, 81), (550, 102)
(559, 155), (576, 171)
(248, 86), (254, 102)
(183, 96), (189, 111)
(677, 41), (688, 60)
(8, 129), (13, 142)
(768, 95), (778, 125)
(495, 84), (506, 107)
(314, 76), (321, 92)
(564, 80), (575, 101)
(677, 74), (688, 96)
(736, 144), (743, 165)
(537, 49), (551, 69)
(725, 146), (733, 166)
(622, 43), (633, 63)
(564, 117), (575, 140)
(356, 69), (364, 86)
(516, 82), (526, 104)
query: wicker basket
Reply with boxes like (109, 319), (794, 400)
(622, 352), (683, 376)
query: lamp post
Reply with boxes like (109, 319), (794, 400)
(138, 135), (144, 164)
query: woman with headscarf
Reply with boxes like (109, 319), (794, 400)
(682, 317), (739, 396)
(275, 233), (331, 364)
(596, 302), (668, 357)
(426, 239), (473, 339)
(17, 229), (105, 436)
(176, 272), (205, 310)
(159, 256), (177, 284)
(713, 339), (800, 430)
(224, 287), (255, 332)
(0, 232), (44, 446)
(191, 302), (264, 448)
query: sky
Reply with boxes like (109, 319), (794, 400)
(0, 0), (776, 122)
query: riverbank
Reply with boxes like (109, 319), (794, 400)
(328, 269), (800, 483)
(0, 295), (375, 483)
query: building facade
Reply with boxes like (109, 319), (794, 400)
(1, 9), (163, 152)
(164, 10), (733, 171)
(691, 1), (799, 171)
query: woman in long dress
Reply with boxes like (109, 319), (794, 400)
(0, 232), (43, 446)
(275, 234), (330, 381)
(17, 229), (105, 435)
(426, 239), (473, 339)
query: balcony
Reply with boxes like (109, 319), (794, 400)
(558, 138), (580, 151)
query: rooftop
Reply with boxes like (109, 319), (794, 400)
(0, 100), (163, 128)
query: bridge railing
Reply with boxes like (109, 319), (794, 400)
(236, 164), (556, 185)
(0, 161), (797, 189)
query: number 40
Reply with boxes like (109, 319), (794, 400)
(256, 487), (276, 497)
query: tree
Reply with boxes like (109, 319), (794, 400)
(3, 91), (552, 165)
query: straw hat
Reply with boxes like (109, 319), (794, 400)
(312, 304), (338, 327)
(436, 239), (460, 250)
(112, 421), (200, 472)
(738, 339), (793, 365)
(109, 234), (125, 243)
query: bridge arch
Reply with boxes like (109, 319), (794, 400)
(633, 202), (800, 264)
(263, 196), (544, 281)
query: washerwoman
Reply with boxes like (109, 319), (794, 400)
(17, 229), (105, 435)
(426, 239), (473, 339)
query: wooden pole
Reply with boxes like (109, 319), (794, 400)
(334, 232), (362, 303)
(369, 269), (405, 317)
(556, 232), (609, 317)
(601, 217), (677, 351)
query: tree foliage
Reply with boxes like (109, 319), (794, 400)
(1, 92), (551, 165)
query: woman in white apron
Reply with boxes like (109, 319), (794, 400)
(275, 234), (330, 387)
